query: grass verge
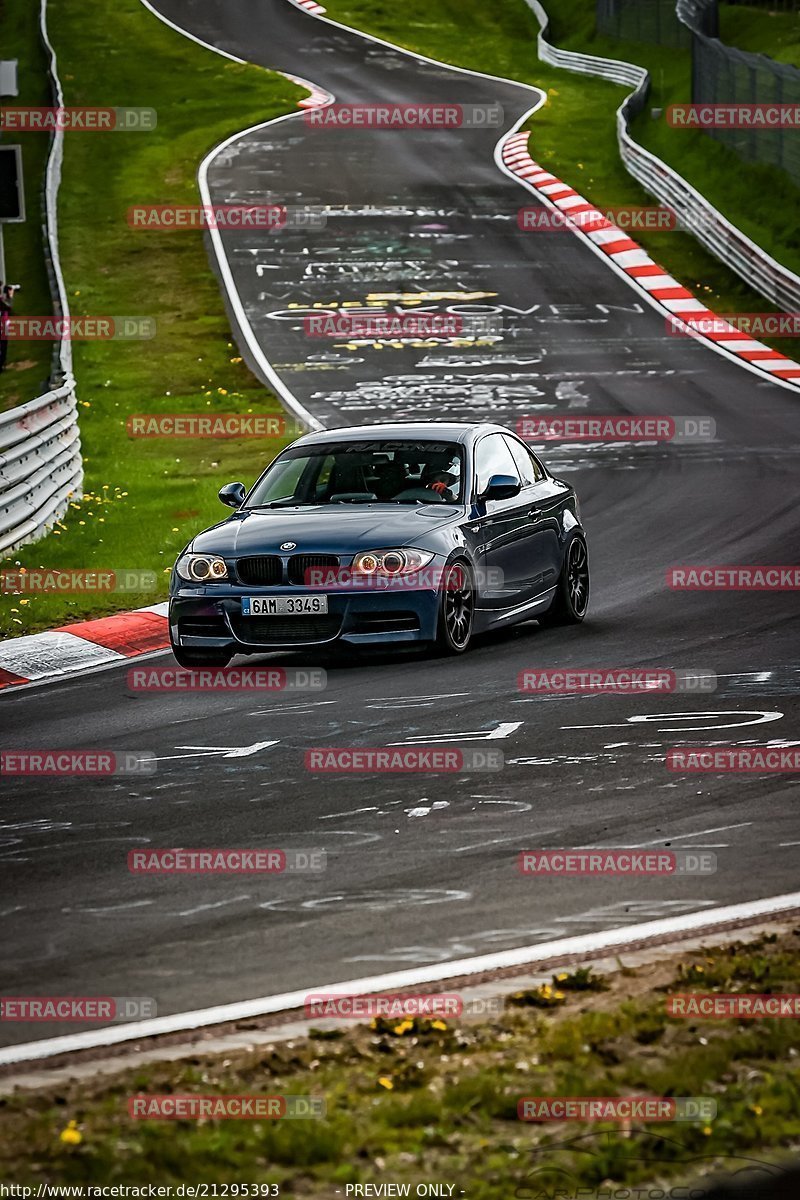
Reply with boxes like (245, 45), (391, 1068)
(1, 931), (798, 1192)
(719, 2), (800, 69)
(0, 0), (303, 638)
(0, 0), (57, 411)
(323, 0), (800, 360)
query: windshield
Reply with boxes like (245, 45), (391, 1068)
(244, 439), (466, 507)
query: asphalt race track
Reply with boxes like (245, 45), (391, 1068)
(1, 0), (798, 1051)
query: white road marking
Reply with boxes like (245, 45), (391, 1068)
(391, 721), (522, 745)
(564, 711), (783, 732)
(154, 741), (279, 762)
(62, 900), (154, 915)
(583, 822), (753, 850)
(319, 806), (382, 820)
(250, 701), (337, 716)
(366, 693), (470, 710)
(176, 895), (251, 918)
(454, 834), (526, 853)
(5, 890), (799, 1064)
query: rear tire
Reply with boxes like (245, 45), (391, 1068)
(434, 559), (475, 655)
(539, 535), (589, 626)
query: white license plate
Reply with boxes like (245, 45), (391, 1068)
(241, 595), (329, 616)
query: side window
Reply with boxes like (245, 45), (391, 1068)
(503, 435), (546, 485)
(474, 434), (520, 497)
(255, 454), (307, 504)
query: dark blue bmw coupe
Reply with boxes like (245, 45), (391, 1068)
(168, 422), (589, 663)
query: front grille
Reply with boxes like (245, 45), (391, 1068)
(236, 556), (283, 586)
(350, 611), (420, 633)
(231, 615), (342, 644)
(178, 617), (229, 638)
(288, 554), (340, 586)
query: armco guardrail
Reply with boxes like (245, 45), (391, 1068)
(0, 0), (83, 559)
(0, 381), (82, 555)
(525, 0), (800, 313)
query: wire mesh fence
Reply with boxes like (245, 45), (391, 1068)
(596, 0), (800, 187)
(596, 0), (692, 47)
(692, 38), (800, 185)
(724, 0), (799, 10)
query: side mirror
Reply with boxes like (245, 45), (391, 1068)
(482, 473), (521, 502)
(218, 481), (246, 509)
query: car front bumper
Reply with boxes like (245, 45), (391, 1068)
(169, 582), (441, 651)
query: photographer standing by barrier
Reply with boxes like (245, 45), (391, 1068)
(0, 283), (17, 372)
(0, 282), (18, 373)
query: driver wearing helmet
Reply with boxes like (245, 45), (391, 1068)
(421, 451), (460, 501)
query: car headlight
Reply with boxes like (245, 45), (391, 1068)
(175, 553), (229, 583)
(352, 548), (435, 576)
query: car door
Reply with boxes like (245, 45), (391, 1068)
(502, 434), (564, 597)
(471, 433), (532, 608)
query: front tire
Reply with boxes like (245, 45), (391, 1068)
(435, 559), (475, 654)
(540, 535), (589, 626)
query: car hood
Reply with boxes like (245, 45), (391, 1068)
(191, 504), (461, 556)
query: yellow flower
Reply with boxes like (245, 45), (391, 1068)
(702, 1126), (712, 1136)
(750, 1105), (763, 1116)
(393, 1019), (414, 1035)
(59, 1120), (82, 1145)
(431, 1020), (447, 1031)
(217, 388), (228, 395)
(378, 1077), (394, 1090)
(556, 972), (568, 981)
